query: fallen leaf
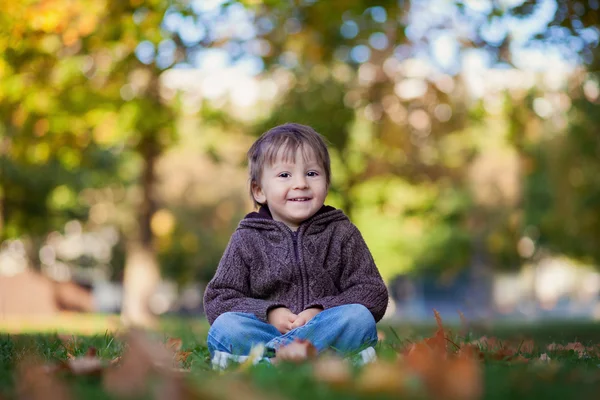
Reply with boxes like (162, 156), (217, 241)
(424, 309), (448, 354)
(438, 353), (483, 400)
(538, 353), (551, 363)
(547, 341), (594, 358)
(166, 337), (183, 353)
(17, 356), (72, 400)
(58, 334), (78, 355)
(176, 351), (192, 364)
(203, 378), (286, 400)
(356, 361), (410, 394)
(103, 329), (174, 397)
(313, 356), (352, 388)
(273, 339), (317, 364)
(518, 339), (535, 354)
(509, 355), (529, 364)
(61, 348), (104, 376)
(239, 343), (267, 370)
(458, 344), (485, 361)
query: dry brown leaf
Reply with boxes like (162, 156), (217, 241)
(519, 339), (535, 354)
(547, 341), (593, 358)
(313, 356), (351, 388)
(58, 334), (78, 355)
(405, 342), (441, 377)
(176, 351), (192, 364)
(356, 361), (409, 394)
(17, 356), (72, 400)
(547, 342), (562, 351)
(458, 344), (485, 361)
(488, 347), (517, 361)
(164, 337), (194, 367)
(424, 309), (448, 354)
(273, 339), (317, 364)
(203, 378), (284, 400)
(436, 353), (483, 400)
(61, 349), (104, 376)
(538, 353), (551, 363)
(153, 370), (198, 400)
(109, 356), (122, 366)
(103, 329), (173, 398)
(509, 355), (529, 364)
(166, 337), (183, 353)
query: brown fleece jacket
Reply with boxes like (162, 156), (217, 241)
(203, 205), (389, 325)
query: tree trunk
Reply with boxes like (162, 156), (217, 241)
(120, 135), (161, 328)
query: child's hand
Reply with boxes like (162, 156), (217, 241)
(290, 307), (322, 329)
(268, 307), (298, 334)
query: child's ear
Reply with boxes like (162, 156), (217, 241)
(251, 181), (267, 205)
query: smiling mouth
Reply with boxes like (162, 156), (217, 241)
(289, 197), (311, 202)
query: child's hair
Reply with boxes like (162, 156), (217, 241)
(247, 123), (331, 207)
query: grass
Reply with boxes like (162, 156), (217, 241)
(1, 314), (600, 399)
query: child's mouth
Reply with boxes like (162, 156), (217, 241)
(289, 198), (311, 202)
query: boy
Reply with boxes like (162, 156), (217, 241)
(203, 123), (388, 368)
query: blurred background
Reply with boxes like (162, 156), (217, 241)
(1, 0), (599, 332)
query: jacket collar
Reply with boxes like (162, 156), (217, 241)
(244, 204), (336, 220)
(240, 204), (345, 232)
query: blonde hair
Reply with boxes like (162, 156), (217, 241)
(247, 123), (331, 207)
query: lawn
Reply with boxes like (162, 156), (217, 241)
(1, 313), (600, 399)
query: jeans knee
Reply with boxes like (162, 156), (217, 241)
(338, 304), (376, 333)
(210, 312), (241, 331)
(207, 312), (249, 355)
(208, 312), (248, 343)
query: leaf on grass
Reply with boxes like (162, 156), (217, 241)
(204, 378), (286, 400)
(538, 353), (551, 363)
(165, 337), (193, 366)
(274, 339), (317, 364)
(313, 355), (352, 388)
(176, 351), (192, 364)
(239, 343), (267, 370)
(166, 337), (183, 352)
(356, 361), (410, 394)
(458, 344), (485, 361)
(103, 329), (174, 398)
(58, 334), (78, 355)
(436, 352), (483, 400)
(471, 336), (531, 361)
(17, 356), (72, 400)
(547, 342), (593, 358)
(424, 309), (448, 354)
(404, 342), (439, 377)
(59, 347), (104, 376)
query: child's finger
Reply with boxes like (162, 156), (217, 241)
(292, 317), (306, 329)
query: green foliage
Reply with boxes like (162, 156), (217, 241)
(524, 88), (600, 265)
(2, 0), (600, 288)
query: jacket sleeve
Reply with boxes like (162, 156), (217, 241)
(203, 231), (288, 325)
(304, 226), (389, 322)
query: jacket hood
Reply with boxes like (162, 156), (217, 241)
(239, 204), (348, 232)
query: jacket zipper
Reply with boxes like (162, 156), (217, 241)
(291, 230), (305, 309)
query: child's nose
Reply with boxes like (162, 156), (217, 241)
(293, 175), (308, 188)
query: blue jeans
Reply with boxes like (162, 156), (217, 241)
(207, 304), (378, 360)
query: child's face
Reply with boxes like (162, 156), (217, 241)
(252, 146), (328, 231)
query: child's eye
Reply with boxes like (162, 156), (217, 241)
(278, 173), (290, 178)
(307, 171), (319, 177)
